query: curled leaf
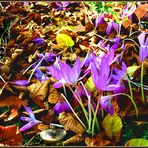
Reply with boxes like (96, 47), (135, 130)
(59, 112), (85, 134)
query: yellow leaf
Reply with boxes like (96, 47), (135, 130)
(102, 113), (123, 142)
(56, 34), (74, 48)
(125, 139), (148, 146)
(85, 76), (96, 92)
(127, 65), (140, 77)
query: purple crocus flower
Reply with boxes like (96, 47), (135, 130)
(138, 32), (148, 62)
(37, 52), (56, 62)
(100, 95), (114, 115)
(53, 99), (70, 114)
(91, 56), (120, 92)
(32, 38), (45, 45)
(106, 20), (119, 35)
(12, 80), (29, 86)
(50, 58), (82, 88)
(111, 62), (127, 83)
(56, 2), (70, 11)
(121, 3), (136, 20)
(94, 15), (105, 29)
(34, 69), (49, 82)
(20, 106), (42, 132)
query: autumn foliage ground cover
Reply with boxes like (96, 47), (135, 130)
(0, 2), (148, 146)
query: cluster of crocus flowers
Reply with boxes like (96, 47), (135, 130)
(49, 57), (82, 88)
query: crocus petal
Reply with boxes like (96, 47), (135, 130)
(44, 52), (56, 62)
(24, 106), (36, 121)
(63, 2), (70, 7)
(20, 120), (41, 132)
(112, 37), (120, 43)
(139, 46), (147, 62)
(13, 80), (29, 86)
(138, 32), (146, 46)
(34, 69), (48, 82)
(32, 38), (45, 45)
(127, 5), (136, 16)
(106, 21), (113, 35)
(112, 21), (119, 33)
(95, 15), (104, 29)
(72, 58), (81, 82)
(20, 117), (31, 122)
(100, 96), (114, 115)
(104, 84), (121, 91)
(55, 2), (63, 7)
(53, 79), (66, 88)
(53, 100), (70, 114)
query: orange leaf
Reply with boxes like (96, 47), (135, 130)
(0, 125), (22, 146)
(0, 96), (24, 108)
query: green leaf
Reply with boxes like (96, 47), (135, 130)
(56, 34), (74, 48)
(127, 65), (140, 77)
(125, 139), (148, 146)
(102, 113), (123, 142)
(84, 76), (96, 92)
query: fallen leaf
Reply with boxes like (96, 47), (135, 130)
(134, 4), (148, 20)
(0, 125), (22, 146)
(102, 113), (123, 143)
(0, 96), (24, 108)
(56, 33), (74, 48)
(27, 80), (50, 100)
(59, 112), (86, 134)
(6, 107), (19, 121)
(63, 134), (84, 145)
(48, 85), (60, 104)
(125, 138), (148, 146)
(85, 132), (111, 146)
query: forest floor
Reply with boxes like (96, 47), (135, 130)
(0, 2), (148, 146)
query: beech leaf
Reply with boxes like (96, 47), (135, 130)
(102, 113), (123, 142)
(56, 33), (74, 48)
(59, 112), (85, 134)
(125, 139), (148, 146)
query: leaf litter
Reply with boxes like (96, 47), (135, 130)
(0, 1), (148, 146)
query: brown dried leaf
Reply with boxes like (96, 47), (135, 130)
(6, 107), (19, 121)
(48, 85), (60, 104)
(28, 80), (50, 100)
(0, 125), (22, 146)
(0, 96), (24, 108)
(63, 134), (84, 145)
(85, 132), (111, 146)
(59, 112), (85, 134)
